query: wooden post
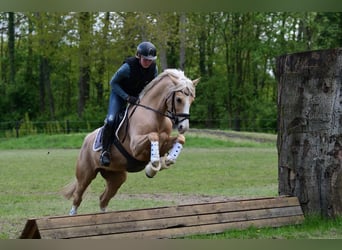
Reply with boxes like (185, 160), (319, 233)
(276, 48), (342, 217)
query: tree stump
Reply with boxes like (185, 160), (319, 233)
(276, 48), (342, 217)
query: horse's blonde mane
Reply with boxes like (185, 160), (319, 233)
(139, 69), (195, 99)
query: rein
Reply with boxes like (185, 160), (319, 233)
(133, 91), (190, 125)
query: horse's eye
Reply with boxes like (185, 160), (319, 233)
(176, 97), (182, 104)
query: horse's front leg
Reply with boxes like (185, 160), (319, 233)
(162, 134), (185, 168)
(130, 132), (161, 177)
(148, 132), (161, 165)
(144, 132), (164, 178)
(131, 132), (160, 164)
(146, 133), (186, 173)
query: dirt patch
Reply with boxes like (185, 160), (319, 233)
(116, 193), (244, 205)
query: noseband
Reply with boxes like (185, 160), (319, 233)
(134, 89), (191, 125)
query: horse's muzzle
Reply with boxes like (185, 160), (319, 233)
(177, 122), (189, 134)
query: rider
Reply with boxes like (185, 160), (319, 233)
(100, 41), (158, 166)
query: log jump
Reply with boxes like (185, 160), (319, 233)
(20, 196), (304, 239)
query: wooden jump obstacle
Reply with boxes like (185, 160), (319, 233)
(20, 196), (304, 239)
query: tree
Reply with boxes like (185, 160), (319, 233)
(77, 12), (91, 118)
(93, 12), (109, 105)
(152, 12), (175, 70)
(179, 12), (186, 71)
(1, 12), (342, 135)
(315, 12), (342, 48)
(277, 48), (342, 217)
(8, 12), (15, 84)
(34, 12), (56, 119)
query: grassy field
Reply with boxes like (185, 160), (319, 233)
(1, 130), (342, 239)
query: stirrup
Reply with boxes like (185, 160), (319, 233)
(100, 151), (111, 166)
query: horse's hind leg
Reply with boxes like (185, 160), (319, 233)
(69, 165), (98, 215)
(99, 170), (127, 212)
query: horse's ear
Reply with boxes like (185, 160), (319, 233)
(192, 78), (200, 87)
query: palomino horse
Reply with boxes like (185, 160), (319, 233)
(62, 69), (199, 215)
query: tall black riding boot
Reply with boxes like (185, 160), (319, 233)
(100, 122), (115, 166)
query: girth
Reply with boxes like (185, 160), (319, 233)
(113, 136), (149, 173)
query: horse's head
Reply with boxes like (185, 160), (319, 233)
(139, 69), (200, 134)
(165, 69), (200, 134)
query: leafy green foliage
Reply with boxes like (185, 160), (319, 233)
(0, 12), (341, 134)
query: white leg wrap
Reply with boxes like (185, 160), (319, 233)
(167, 142), (183, 163)
(150, 141), (160, 163)
(69, 205), (77, 216)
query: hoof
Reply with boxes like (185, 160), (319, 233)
(177, 134), (186, 144)
(145, 172), (155, 178)
(69, 206), (77, 216)
(145, 162), (160, 178)
(160, 156), (173, 170)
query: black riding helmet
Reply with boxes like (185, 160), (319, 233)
(136, 41), (157, 61)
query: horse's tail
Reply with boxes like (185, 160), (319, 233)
(60, 179), (77, 200)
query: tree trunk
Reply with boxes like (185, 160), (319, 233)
(95, 12), (109, 105)
(179, 12), (186, 71)
(39, 56), (46, 114)
(0, 22), (5, 89)
(39, 56), (55, 119)
(77, 12), (91, 118)
(276, 48), (342, 217)
(25, 15), (33, 84)
(8, 12), (15, 84)
(159, 46), (168, 71)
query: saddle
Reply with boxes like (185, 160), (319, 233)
(93, 107), (148, 172)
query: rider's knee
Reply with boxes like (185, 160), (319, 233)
(106, 114), (115, 124)
(105, 113), (121, 131)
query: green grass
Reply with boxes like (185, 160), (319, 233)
(185, 215), (342, 239)
(0, 133), (87, 149)
(0, 130), (341, 239)
(0, 130), (276, 150)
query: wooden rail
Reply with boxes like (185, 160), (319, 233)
(20, 196), (304, 239)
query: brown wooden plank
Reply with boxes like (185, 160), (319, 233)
(84, 215), (305, 239)
(38, 205), (303, 239)
(35, 196), (300, 230)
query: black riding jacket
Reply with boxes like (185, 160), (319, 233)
(110, 57), (158, 99)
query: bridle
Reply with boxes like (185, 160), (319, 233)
(132, 89), (191, 125)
